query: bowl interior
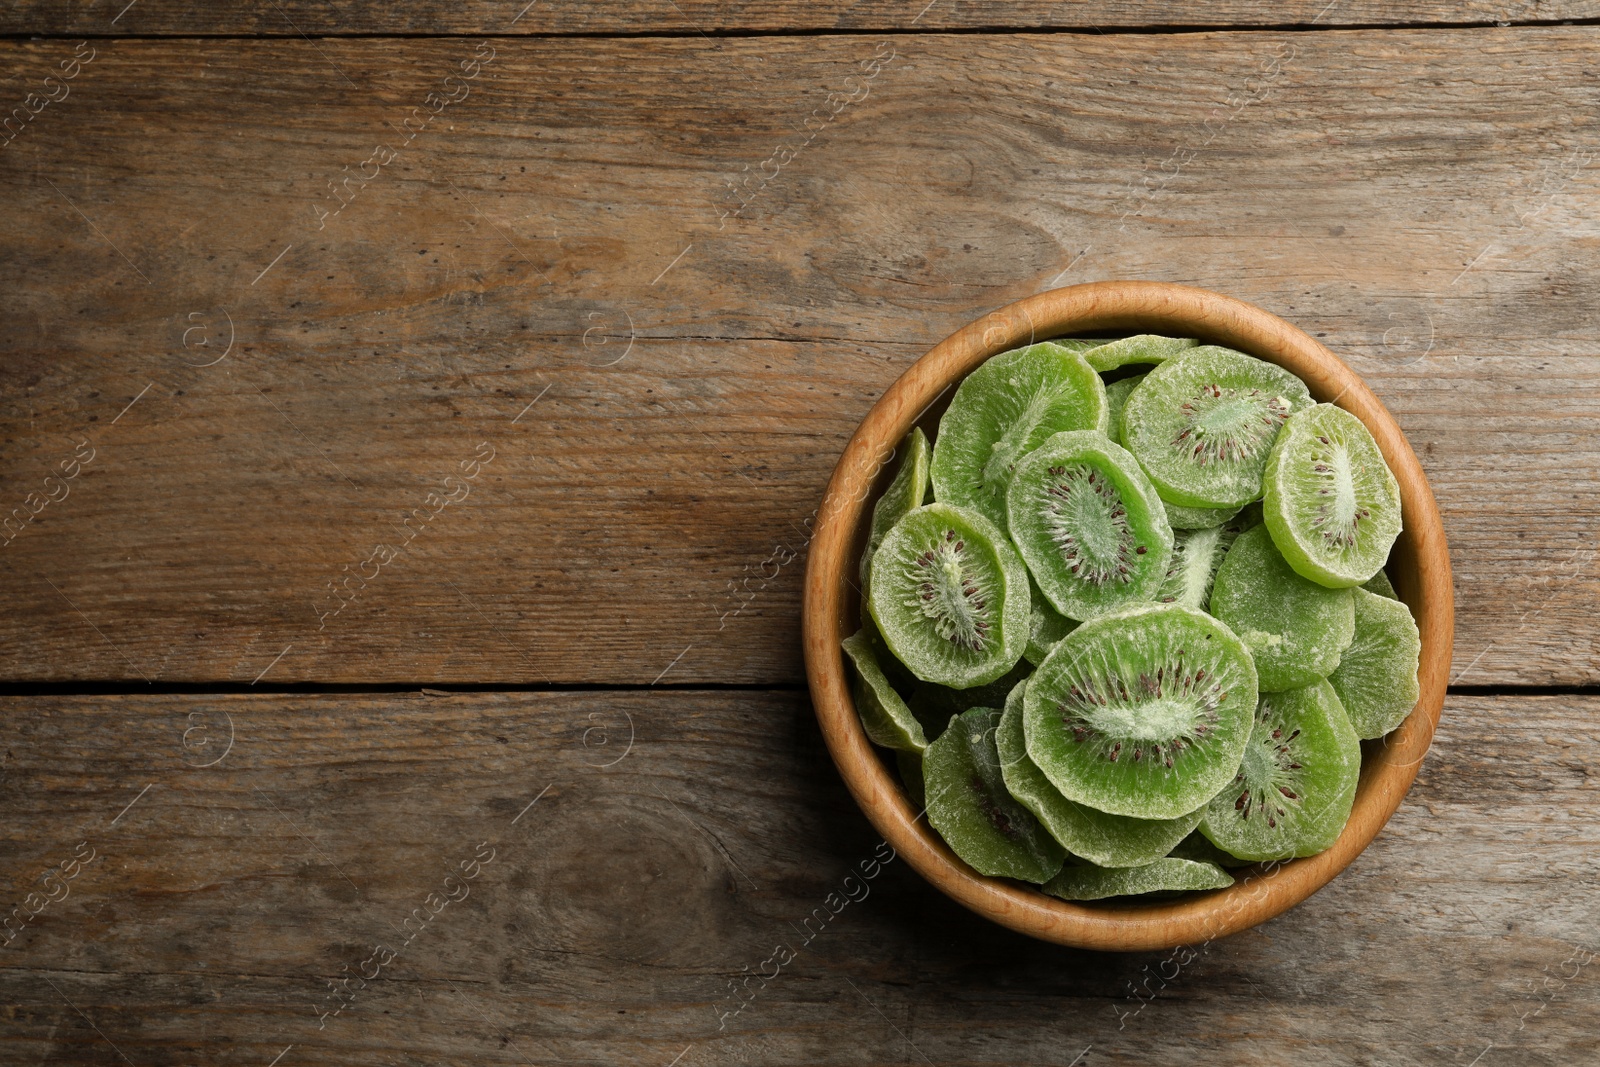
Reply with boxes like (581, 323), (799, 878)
(804, 281), (1454, 952)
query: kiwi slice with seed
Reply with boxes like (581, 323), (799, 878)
(1263, 403), (1402, 588)
(1121, 346), (1313, 508)
(1156, 507), (1258, 612)
(1006, 430), (1174, 622)
(860, 427), (932, 590)
(1043, 857), (1233, 901)
(1199, 679), (1360, 862)
(1328, 587), (1421, 739)
(997, 680), (1203, 867)
(842, 629), (928, 753)
(1209, 524), (1356, 691)
(1082, 334), (1200, 374)
(923, 707), (1065, 882)
(1024, 603), (1259, 820)
(1025, 577), (1077, 666)
(1104, 373), (1146, 446)
(930, 342), (1108, 532)
(868, 503), (1030, 689)
(1363, 569), (1398, 600)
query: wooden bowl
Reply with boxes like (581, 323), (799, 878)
(802, 281), (1453, 952)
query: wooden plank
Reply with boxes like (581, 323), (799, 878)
(3, 0), (1599, 35)
(2, 30), (1599, 684)
(0, 690), (1594, 1065)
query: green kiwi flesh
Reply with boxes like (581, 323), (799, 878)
(924, 707), (1065, 882)
(1199, 679), (1360, 861)
(997, 681), (1203, 867)
(868, 503), (1030, 689)
(1262, 403), (1403, 588)
(1025, 577), (1078, 666)
(1082, 334), (1201, 373)
(1328, 587), (1421, 739)
(841, 629), (928, 753)
(1104, 373), (1146, 447)
(1006, 430), (1174, 622)
(860, 427), (932, 589)
(1121, 346), (1313, 508)
(930, 342), (1107, 532)
(1023, 603), (1259, 820)
(1156, 508), (1258, 612)
(1209, 525), (1355, 692)
(1363, 569), (1398, 599)
(1043, 857), (1233, 900)
(1163, 498), (1245, 530)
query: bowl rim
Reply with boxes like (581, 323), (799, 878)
(801, 280), (1454, 952)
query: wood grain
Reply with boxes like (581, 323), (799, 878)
(2, 29), (1599, 685)
(0, 690), (1594, 1065)
(2, 0), (1597, 35)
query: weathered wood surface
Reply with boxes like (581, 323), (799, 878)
(0, 690), (1593, 1066)
(4, 28), (1600, 687)
(3, 0), (1597, 35)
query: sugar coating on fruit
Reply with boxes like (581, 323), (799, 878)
(1122, 347), (1313, 508)
(1263, 403), (1402, 588)
(1008, 431), (1172, 622)
(1042, 462), (1145, 585)
(923, 706), (1064, 882)
(905, 527), (999, 653)
(930, 342), (1107, 531)
(1209, 524), (1355, 691)
(841, 629), (928, 753)
(1328, 587), (1421, 739)
(1042, 856), (1233, 901)
(861, 427), (931, 588)
(1200, 679), (1359, 861)
(1024, 604), (1258, 820)
(868, 503), (1028, 689)
(1177, 385), (1291, 464)
(996, 679), (1201, 867)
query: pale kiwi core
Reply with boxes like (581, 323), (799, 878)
(903, 532), (994, 653)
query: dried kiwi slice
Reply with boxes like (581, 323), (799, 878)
(842, 629), (928, 753)
(997, 681), (1202, 868)
(1168, 829), (1250, 868)
(930, 342), (1108, 531)
(860, 427), (931, 589)
(1025, 577), (1077, 666)
(1156, 508), (1257, 612)
(1082, 334), (1200, 374)
(1104, 373), (1145, 446)
(1163, 499), (1245, 530)
(1121, 346), (1313, 508)
(924, 707), (1065, 882)
(1328, 587), (1421, 739)
(867, 504), (1030, 689)
(1043, 857), (1233, 901)
(1262, 403), (1402, 588)
(1209, 525), (1355, 692)
(1363, 569), (1398, 600)
(1024, 603), (1259, 820)
(1199, 680), (1360, 862)
(1006, 430), (1174, 622)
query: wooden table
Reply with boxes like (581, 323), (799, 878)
(2, 3), (1597, 1063)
